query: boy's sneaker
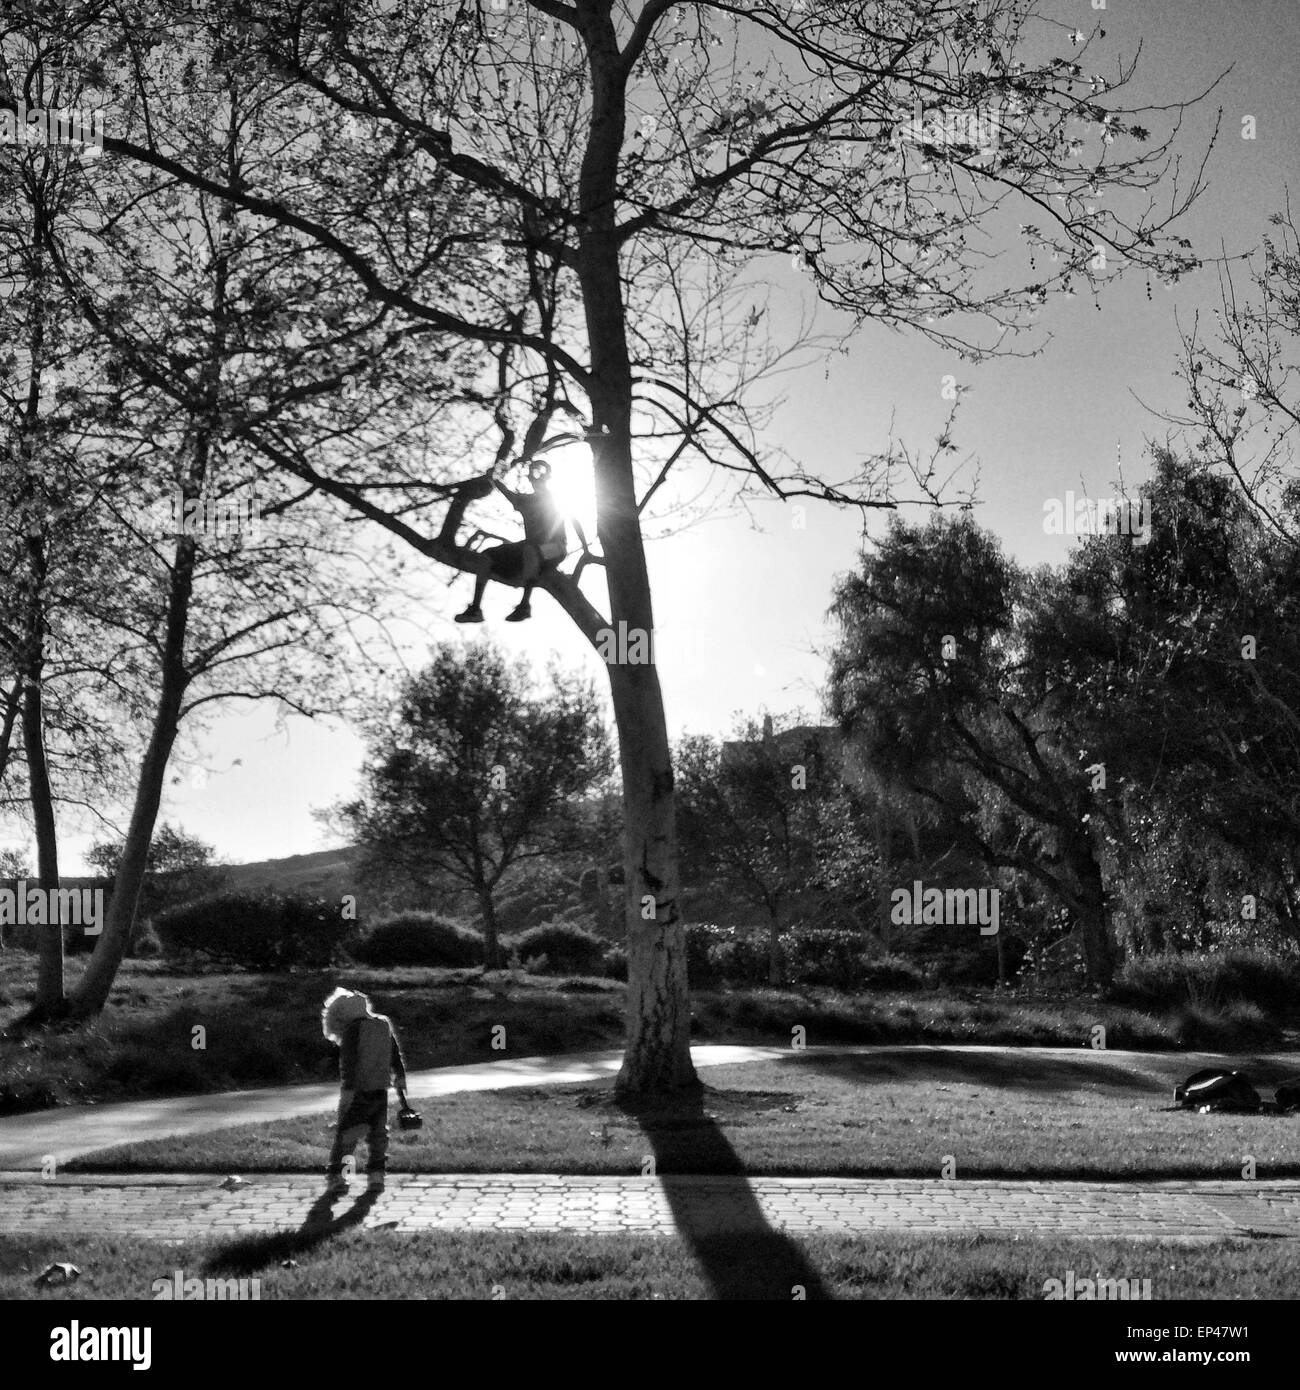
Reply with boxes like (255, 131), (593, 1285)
(504, 603), (531, 623)
(454, 606), (484, 624)
(367, 1173), (386, 1193)
(324, 1175), (349, 1197)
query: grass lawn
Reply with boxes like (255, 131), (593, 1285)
(1, 1229), (1293, 1299)
(68, 1052), (1300, 1178)
(2, 951), (1265, 1115)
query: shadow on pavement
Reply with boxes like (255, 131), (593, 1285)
(202, 1189), (379, 1277)
(617, 1085), (833, 1301)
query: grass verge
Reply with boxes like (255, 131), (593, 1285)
(2, 1230), (1292, 1300)
(68, 1053), (1300, 1179)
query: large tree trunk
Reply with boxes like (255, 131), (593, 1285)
(1066, 811), (1116, 988)
(767, 903), (782, 986)
(17, 216), (59, 1006)
(69, 539), (194, 1018)
(68, 676), (185, 1016)
(579, 15), (697, 1095)
(609, 663), (697, 1093)
(23, 673), (63, 1012)
(476, 883), (503, 970)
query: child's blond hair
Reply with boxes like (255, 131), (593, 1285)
(321, 987), (370, 1044)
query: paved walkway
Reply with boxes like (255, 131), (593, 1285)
(0, 1171), (1298, 1239)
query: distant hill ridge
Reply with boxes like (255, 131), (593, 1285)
(222, 847), (359, 896)
(19, 847), (360, 897)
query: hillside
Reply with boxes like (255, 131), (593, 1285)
(219, 847), (360, 900)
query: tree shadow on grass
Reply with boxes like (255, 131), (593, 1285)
(202, 1190), (379, 1278)
(616, 1086), (833, 1301)
(791, 1047), (1300, 1097)
(786, 1049), (1300, 1180)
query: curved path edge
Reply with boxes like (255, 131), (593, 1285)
(2, 1042), (1295, 1171)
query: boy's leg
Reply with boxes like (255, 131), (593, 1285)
(455, 554), (493, 623)
(326, 1090), (364, 1188)
(364, 1091), (390, 1190)
(504, 585), (534, 621)
(505, 548), (552, 622)
(458, 543), (531, 623)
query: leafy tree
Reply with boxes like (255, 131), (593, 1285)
(0, 93), (143, 1007)
(0, 846), (28, 949)
(87, 823), (229, 938)
(676, 715), (868, 983)
(0, 75), (390, 1019)
(340, 644), (611, 968)
(832, 454), (1300, 983)
(1164, 208), (1300, 550)
(828, 514), (1121, 984)
(1033, 451), (1300, 949)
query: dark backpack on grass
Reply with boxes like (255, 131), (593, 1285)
(1173, 1069), (1262, 1113)
(1275, 1078), (1300, 1114)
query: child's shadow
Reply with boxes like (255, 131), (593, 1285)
(202, 1190), (380, 1278)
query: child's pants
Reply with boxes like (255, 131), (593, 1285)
(326, 1089), (389, 1177)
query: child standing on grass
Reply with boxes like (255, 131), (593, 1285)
(321, 988), (409, 1197)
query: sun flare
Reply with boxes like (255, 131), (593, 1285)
(533, 443), (597, 537)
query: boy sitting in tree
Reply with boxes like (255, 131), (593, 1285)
(449, 459), (585, 623)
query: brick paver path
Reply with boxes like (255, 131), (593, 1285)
(1, 1172), (1298, 1240)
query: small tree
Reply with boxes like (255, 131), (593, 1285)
(676, 715), (854, 984)
(0, 846), (29, 949)
(87, 823), (229, 942)
(340, 644), (611, 969)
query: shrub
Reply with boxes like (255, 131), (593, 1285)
(924, 944), (1000, 988)
(685, 925), (931, 991)
(522, 901), (562, 932)
(550, 904), (600, 932)
(1110, 948), (1300, 1014)
(349, 912), (484, 967)
(685, 923), (741, 987)
(1174, 1000), (1280, 1050)
(684, 923), (785, 987)
(507, 921), (607, 975)
(493, 886), (542, 937)
(854, 953), (930, 991)
(602, 944), (627, 981)
(709, 930), (771, 986)
(783, 929), (869, 987)
(129, 920), (163, 959)
(155, 890), (352, 970)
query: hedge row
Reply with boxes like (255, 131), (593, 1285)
(685, 923), (928, 990)
(155, 890), (352, 970)
(149, 891), (930, 991)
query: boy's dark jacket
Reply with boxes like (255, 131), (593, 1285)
(339, 1014), (407, 1092)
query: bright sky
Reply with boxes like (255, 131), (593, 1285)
(19, 0), (1300, 872)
